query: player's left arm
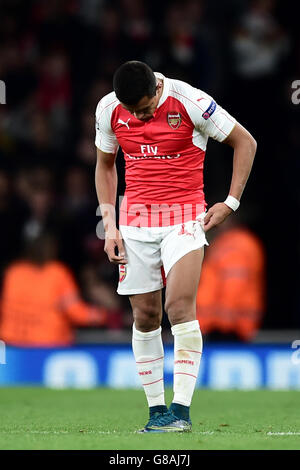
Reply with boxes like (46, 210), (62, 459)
(203, 122), (257, 232)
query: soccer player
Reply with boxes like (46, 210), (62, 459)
(95, 61), (257, 432)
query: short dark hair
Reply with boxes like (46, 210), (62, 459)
(113, 61), (156, 105)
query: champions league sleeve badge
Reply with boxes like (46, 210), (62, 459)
(167, 112), (182, 129)
(202, 100), (216, 120)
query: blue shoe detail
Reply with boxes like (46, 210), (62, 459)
(137, 405), (168, 433)
(169, 403), (191, 422)
(143, 409), (192, 433)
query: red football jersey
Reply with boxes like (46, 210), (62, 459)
(95, 73), (236, 227)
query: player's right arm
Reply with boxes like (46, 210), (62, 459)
(95, 95), (127, 265)
(95, 148), (127, 264)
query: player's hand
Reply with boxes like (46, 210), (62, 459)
(104, 228), (127, 264)
(203, 203), (233, 232)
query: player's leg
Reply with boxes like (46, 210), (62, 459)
(130, 289), (162, 332)
(165, 248), (204, 418)
(116, 226), (168, 430)
(143, 220), (206, 432)
(129, 290), (168, 430)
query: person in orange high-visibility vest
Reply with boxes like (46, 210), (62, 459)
(196, 220), (265, 341)
(0, 231), (107, 346)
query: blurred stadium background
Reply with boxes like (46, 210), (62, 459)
(0, 0), (299, 392)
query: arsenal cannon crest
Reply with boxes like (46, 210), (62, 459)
(167, 112), (182, 129)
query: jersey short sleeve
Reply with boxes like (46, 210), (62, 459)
(95, 92), (119, 154)
(195, 95), (236, 142)
(171, 80), (237, 142)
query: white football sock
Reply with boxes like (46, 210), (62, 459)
(132, 323), (165, 407)
(171, 320), (203, 407)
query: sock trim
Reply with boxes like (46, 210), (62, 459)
(171, 320), (199, 336)
(177, 349), (202, 354)
(133, 323), (162, 340)
(144, 377), (163, 386)
(174, 372), (197, 379)
(136, 356), (164, 364)
(133, 338), (161, 342)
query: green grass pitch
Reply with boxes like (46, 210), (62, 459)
(0, 387), (299, 450)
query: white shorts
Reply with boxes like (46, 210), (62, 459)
(117, 216), (208, 295)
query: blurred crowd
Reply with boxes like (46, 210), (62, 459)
(0, 0), (299, 343)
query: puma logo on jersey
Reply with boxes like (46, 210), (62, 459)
(118, 118), (131, 129)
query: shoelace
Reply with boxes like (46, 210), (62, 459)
(149, 410), (179, 427)
(147, 411), (165, 427)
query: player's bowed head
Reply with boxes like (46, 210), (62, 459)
(113, 61), (163, 122)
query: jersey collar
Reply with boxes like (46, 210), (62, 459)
(154, 72), (170, 109)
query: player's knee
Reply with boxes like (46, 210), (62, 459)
(132, 305), (161, 332)
(165, 297), (195, 325)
